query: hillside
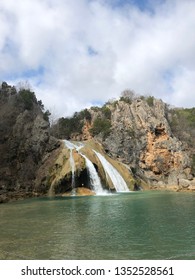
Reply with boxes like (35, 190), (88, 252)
(1, 84), (195, 203)
(51, 91), (195, 190)
(0, 82), (59, 202)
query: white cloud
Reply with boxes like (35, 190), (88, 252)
(0, 0), (195, 117)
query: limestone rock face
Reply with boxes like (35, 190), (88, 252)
(107, 100), (192, 187)
(78, 98), (193, 189)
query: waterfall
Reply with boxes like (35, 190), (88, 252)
(64, 140), (129, 193)
(64, 140), (78, 191)
(80, 153), (104, 194)
(93, 150), (129, 192)
(69, 149), (75, 189)
(64, 140), (83, 151)
(64, 140), (104, 194)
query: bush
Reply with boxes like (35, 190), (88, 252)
(145, 96), (154, 107)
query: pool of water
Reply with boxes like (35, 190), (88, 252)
(0, 191), (194, 259)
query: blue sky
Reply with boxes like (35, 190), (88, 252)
(0, 0), (195, 117)
(106, 0), (152, 10)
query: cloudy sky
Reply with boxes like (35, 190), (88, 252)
(1, 0), (195, 117)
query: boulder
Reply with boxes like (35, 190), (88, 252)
(179, 179), (190, 188)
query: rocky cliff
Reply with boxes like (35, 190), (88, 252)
(53, 94), (195, 191)
(103, 98), (194, 189)
(0, 82), (59, 202)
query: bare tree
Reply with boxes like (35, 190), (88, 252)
(120, 89), (138, 103)
(16, 80), (32, 92)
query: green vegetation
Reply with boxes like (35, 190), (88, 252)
(79, 109), (92, 122)
(89, 104), (112, 139)
(43, 110), (51, 122)
(168, 107), (195, 154)
(90, 106), (100, 112)
(101, 105), (111, 119)
(90, 117), (111, 139)
(169, 107), (195, 130)
(145, 95), (154, 107)
(119, 90), (155, 108)
(58, 115), (83, 139)
(51, 109), (92, 139)
(16, 88), (51, 121)
(17, 89), (37, 110)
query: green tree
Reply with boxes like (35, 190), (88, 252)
(90, 117), (111, 139)
(17, 89), (37, 110)
(43, 110), (51, 122)
(101, 106), (111, 119)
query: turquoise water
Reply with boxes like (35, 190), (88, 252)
(0, 191), (194, 259)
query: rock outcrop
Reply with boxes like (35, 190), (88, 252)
(103, 99), (193, 189)
(59, 97), (194, 191)
(0, 82), (59, 203)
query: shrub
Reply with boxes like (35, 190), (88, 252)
(145, 96), (154, 107)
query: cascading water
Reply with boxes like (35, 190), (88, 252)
(64, 140), (83, 151)
(69, 149), (75, 189)
(64, 140), (104, 194)
(93, 150), (129, 192)
(80, 153), (104, 194)
(64, 140), (80, 193)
